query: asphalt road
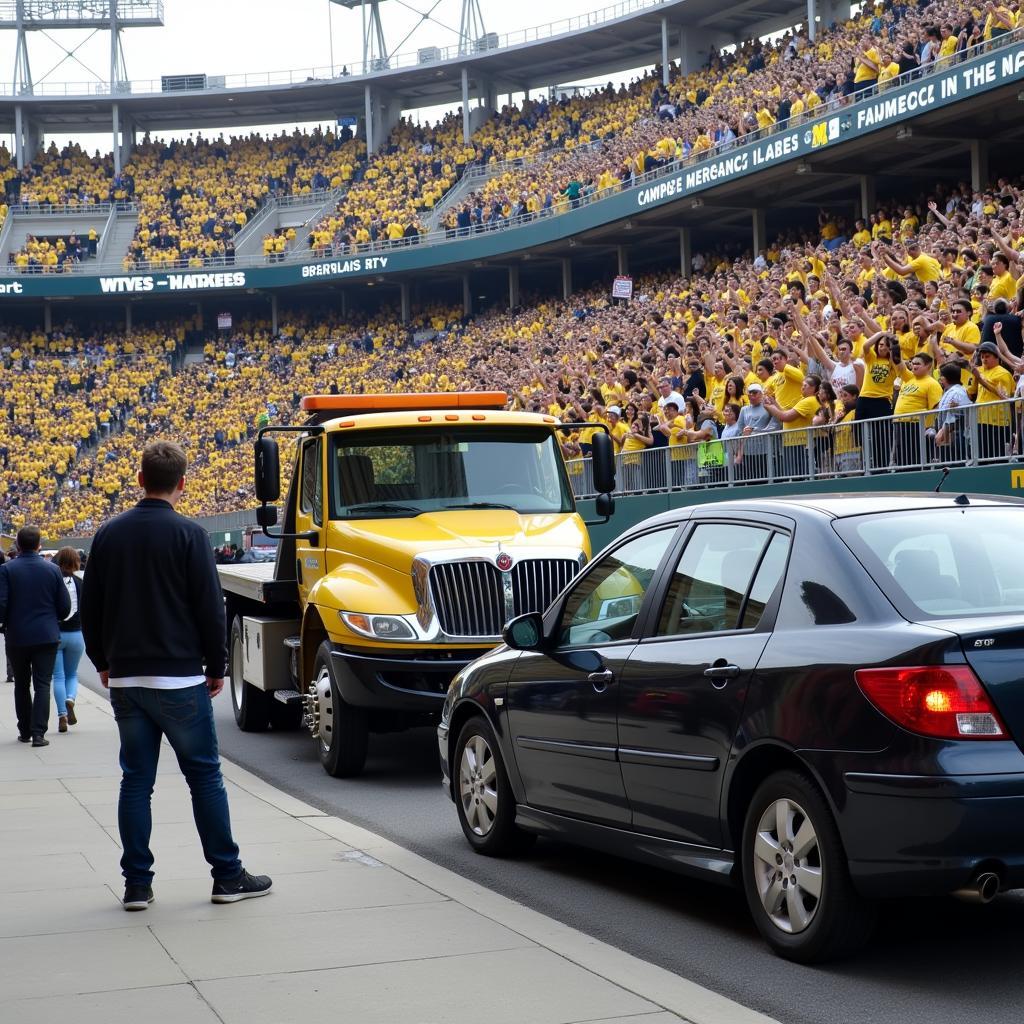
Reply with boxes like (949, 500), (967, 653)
(79, 661), (1023, 1024)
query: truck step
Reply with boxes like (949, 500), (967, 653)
(272, 689), (303, 705)
(283, 635), (301, 650)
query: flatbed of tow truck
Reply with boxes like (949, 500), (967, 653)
(217, 562), (297, 605)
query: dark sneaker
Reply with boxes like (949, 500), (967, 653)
(211, 870), (273, 904)
(66, 699), (77, 725)
(123, 884), (154, 911)
(31, 737), (49, 747)
(17, 735), (30, 743)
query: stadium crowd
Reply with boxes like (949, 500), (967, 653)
(2, 164), (1023, 538)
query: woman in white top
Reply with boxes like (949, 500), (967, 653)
(52, 547), (85, 734)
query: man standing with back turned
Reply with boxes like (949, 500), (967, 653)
(82, 441), (271, 911)
(0, 525), (71, 747)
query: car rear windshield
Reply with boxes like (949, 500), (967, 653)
(834, 506), (1024, 620)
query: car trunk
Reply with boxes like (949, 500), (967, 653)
(933, 615), (1024, 753)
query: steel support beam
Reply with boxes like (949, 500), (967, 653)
(400, 281), (411, 323)
(661, 17), (670, 85)
(679, 227), (692, 278)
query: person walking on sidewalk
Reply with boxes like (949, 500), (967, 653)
(52, 547), (85, 733)
(81, 441), (272, 912)
(0, 525), (72, 747)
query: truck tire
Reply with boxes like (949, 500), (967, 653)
(229, 616), (269, 732)
(315, 641), (369, 778)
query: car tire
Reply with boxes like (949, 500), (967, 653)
(741, 769), (876, 964)
(229, 616), (269, 732)
(315, 642), (369, 778)
(453, 715), (535, 856)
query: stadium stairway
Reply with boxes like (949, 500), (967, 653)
(95, 205), (140, 267)
(420, 158), (521, 234)
(233, 187), (344, 260)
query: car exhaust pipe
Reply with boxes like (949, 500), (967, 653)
(952, 871), (1001, 904)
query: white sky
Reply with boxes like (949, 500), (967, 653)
(2, 0), (652, 150)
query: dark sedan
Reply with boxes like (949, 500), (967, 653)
(438, 494), (1024, 962)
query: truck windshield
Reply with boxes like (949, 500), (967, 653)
(328, 426), (574, 519)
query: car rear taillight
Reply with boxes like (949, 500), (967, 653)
(854, 665), (1006, 740)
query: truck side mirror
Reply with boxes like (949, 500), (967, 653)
(591, 431), (616, 496)
(256, 505), (278, 529)
(595, 492), (614, 519)
(255, 437), (280, 503)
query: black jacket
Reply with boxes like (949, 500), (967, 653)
(81, 499), (226, 679)
(0, 551), (71, 647)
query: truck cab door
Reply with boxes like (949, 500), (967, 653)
(294, 435), (326, 606)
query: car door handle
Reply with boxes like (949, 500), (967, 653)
(588, 669), (614, 691)
(704, 663), (740, 680)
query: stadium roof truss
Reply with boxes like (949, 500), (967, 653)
(0, 1), (163, 96)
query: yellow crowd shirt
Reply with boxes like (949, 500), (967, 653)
(861, 348), (898, 400)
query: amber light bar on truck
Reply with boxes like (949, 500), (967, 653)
(300, 392), (509, 420)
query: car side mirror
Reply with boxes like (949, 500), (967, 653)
(502, 612), (545, 651)
(591, 431), (616, 496)
(255, 437), (280, 503)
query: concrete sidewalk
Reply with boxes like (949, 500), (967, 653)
(0, 686), (776, 1024)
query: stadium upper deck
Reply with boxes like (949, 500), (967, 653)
(0, 0), (803, 140)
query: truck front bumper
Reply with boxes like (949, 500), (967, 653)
(329, 645), (478, 714)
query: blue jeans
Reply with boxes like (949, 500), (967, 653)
(109, 684), (242, 886)
(52, 630), (85, 715)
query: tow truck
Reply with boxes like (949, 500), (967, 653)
(217, 392), (615, 777)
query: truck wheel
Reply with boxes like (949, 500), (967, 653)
(453, 715), (535, 856)
(315, 642), (369, 778)
(741, 770), (876, 963)
(229, 616), (269, 732)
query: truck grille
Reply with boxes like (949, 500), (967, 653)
(429, 559), (577, 638)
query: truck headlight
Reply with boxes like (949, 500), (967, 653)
(339, 612), (416, 640)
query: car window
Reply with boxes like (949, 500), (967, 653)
(656, 523), (770, 636)
(558, 529), (677, 647)
(299, 438), (323, 527)
(835, 508), (1024, 618)
(741, 532), (791, 629)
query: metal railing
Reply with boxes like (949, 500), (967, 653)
(565, 398), (1021, 499)
(2, 200), (137, 217)
(0, 0), (669, 95)
(3, 28), (1019, 278)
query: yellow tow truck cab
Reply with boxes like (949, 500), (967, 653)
(217, 392), (616, 777)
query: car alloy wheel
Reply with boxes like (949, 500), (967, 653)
(459, 733), (499, 836)
(752, 797), (822, 934)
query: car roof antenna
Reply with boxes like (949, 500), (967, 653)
(934, 467), (950, 492)
(954, 494), (970, 506)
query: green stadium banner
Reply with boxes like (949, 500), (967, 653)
(2, 39), (1023, 301)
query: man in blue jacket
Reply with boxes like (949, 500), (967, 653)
(0, 525), (72, 746)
